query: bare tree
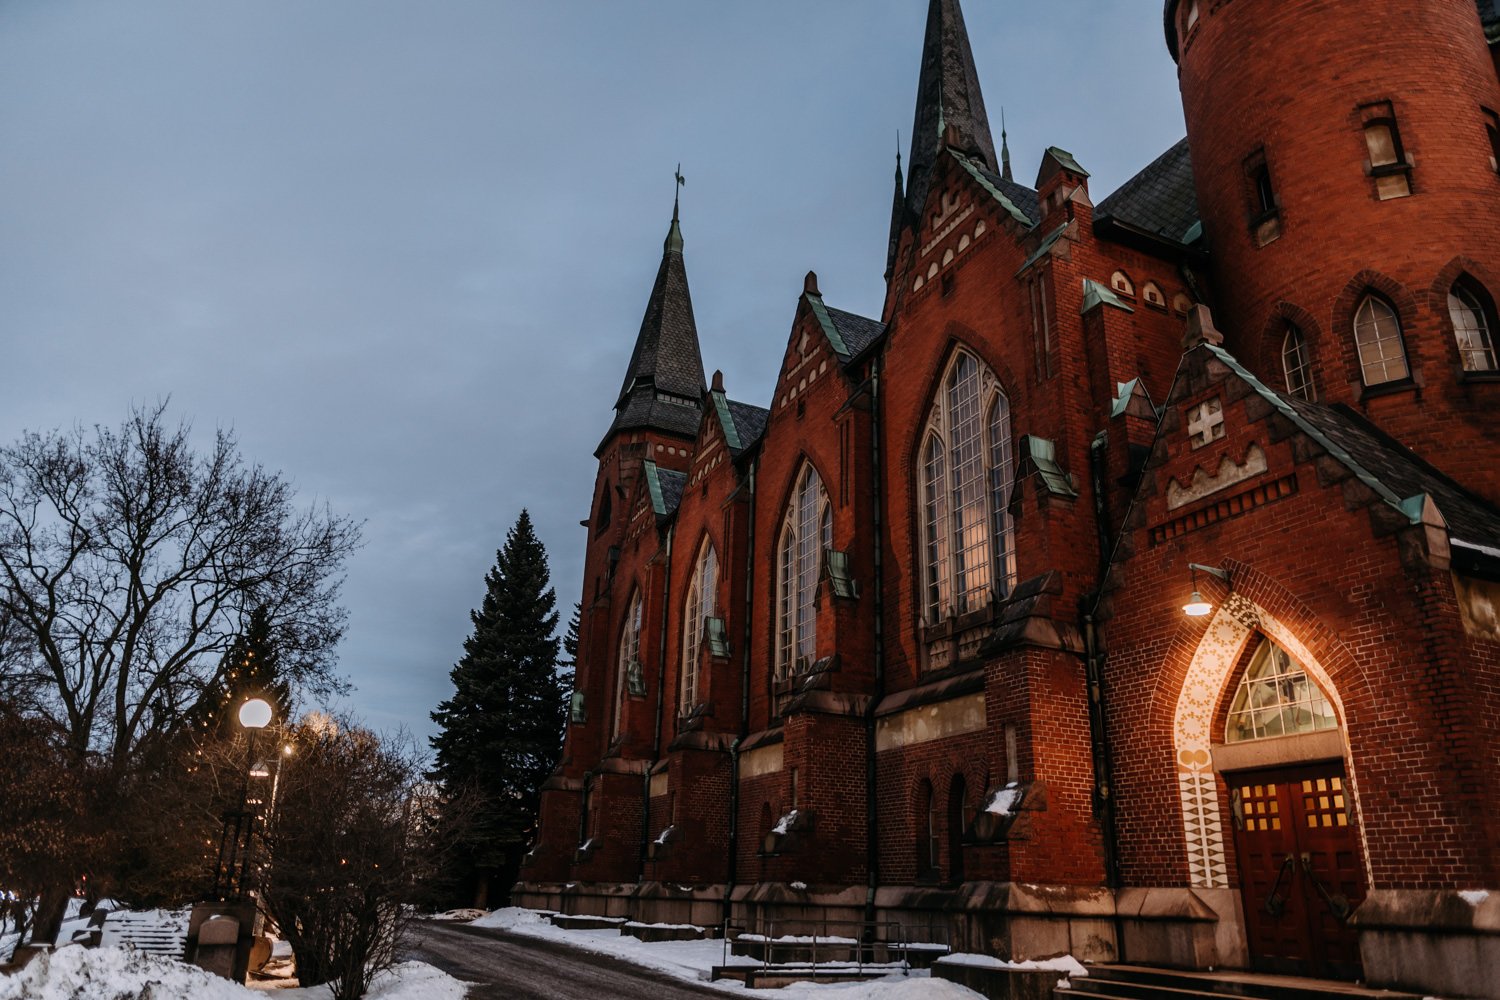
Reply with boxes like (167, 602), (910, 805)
(0, 402), (360, 941)
(258, 716), (439, 1000)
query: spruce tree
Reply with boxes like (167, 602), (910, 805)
(189, 606), (294, 736)
(430, 509), (566, 907)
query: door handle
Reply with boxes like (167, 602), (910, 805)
(1299, 853), (1351, 922)
(1263, 855), (1294, 918)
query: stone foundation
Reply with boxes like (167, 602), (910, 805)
(1353, 888), (1500, 1000)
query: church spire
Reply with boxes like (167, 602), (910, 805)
(904, 0), (999, 222)
(885, 144), (906, 280)
(601, 174), (707, 453)
(1000, 107), (1013, 182)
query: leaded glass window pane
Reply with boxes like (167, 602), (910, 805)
(1353, 296), (1408, 385)
(988, 395), (1016, 598)
(1226, 638), (1338, 743)
(947, 355), (991, 615)
(922, 435), (950, 625)
(778, 465), (828, 677)
(1281, 324), (1316, 401)
(613, 590), (642, 739)
(682, 542), (717, 709)
(1449, 286), (1498, 372)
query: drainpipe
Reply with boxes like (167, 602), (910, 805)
(863, 356), (886, 929)
(645, 524), (675, 873)
(725, 457), (757, 925)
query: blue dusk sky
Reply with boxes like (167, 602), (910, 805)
(0, 2), (1185, 744)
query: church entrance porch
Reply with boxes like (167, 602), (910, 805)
(1228, 761), (1364, 980)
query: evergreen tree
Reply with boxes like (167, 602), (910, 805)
(188, 606), (294, 736)
(430, 509), (566, 907)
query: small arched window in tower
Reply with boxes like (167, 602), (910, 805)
(1110, 271), (1135, 298)
(681, 540), (718, 709)
(1360, 101), (1411, 200)
(1353, 295), (1409, 386)
(947, 774), (967, 884)
(1143, 282), (1166, 309)
(1226, 637), (1338, 743)
(1449, 282), (1499, 373)
(613, 589), (642, 740)
(1184, 0), (1200, 33)
(776, 464), (830, 678)
(596, 480), (613, 535)
(1281, 323), (1316, 401)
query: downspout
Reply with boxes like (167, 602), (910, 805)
(725, 458), (758, 924)
(644, 524), (675, 872)
(863, 356), (886, 928)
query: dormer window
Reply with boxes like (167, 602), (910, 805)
(1360, 102), (1411, 200)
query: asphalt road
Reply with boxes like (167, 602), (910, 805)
(401, 921), (730, 1000)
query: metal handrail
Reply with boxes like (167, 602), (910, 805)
(719, 915), (950, 980)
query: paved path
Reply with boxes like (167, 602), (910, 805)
(402, 921), (729, 1000)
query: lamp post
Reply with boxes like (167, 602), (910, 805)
(213, 697), (273, 898)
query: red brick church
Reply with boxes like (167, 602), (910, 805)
(517, 2), (1500, 993)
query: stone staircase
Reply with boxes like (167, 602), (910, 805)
(1059, 965), (1430, 1000)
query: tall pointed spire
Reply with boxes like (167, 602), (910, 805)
(601, 174), (707, 452)
(885, 144), (906, 280)
(1000, 107), (1013, 182)
(904, 0), (999, 223)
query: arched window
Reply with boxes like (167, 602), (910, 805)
(921, 351), (1016, 625)
(1449, 282), (1498, 372)
(612, 589), (642, 740)
(595, 479), (612, 535)
(1353, 295), (1409, 385)
(917, 780), (938, 879)
(1281, 323), (1316, 401)
(1143, 281), (1166, 308)
(777, 464), (831, 677)
(1110, 271), (1134, 297)
(1225, 637), (1337, 743)
(681, 540), (718, 708)
(947, 775), (967, 884)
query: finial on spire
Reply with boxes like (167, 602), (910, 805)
(666, 164), (686, 254)
(1000, 107), (1013, 182)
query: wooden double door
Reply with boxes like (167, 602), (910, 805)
(1228, 761), (1365, 979)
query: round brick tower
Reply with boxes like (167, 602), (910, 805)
(1167, 0), (1500, 503)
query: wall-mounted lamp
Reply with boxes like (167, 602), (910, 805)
(1183, 562), (1230, 617)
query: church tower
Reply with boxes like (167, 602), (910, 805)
(1168, 0), (1500, 503)
(526, 194), (707, 882)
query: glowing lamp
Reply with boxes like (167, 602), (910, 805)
(1182, 562), (1231, 618)
(1182, 592), (1213, 617)
(238, 697), (273, 730)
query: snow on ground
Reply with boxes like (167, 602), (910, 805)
(0, 945), (469, 1000)
(470, 907), (989, 999)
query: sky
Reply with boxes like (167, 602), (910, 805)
(0, 1), (1186, 746)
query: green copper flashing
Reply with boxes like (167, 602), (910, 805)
(1016, 221), (1070, 276)
(643, 459), (667, 515)
(1045, 146), (1090, 178)
(1026, 436), (1078, 497)
(805, 293), (851, 357)
(1182, 220), (1204, 245)
(1081, 278), (1135, 315)
(1199, 342), (1422, 525)
(711, 391), (743, 451)
(951, 150), (1033, 228)
(1111, 378), (1141, 419)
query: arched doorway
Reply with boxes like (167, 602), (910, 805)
(1172, 594), (1367, 979)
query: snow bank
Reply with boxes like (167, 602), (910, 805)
(0, 945), (249, 1000)
(0, 945), (469, 1000)
(983, 783), (1023, 817)
(1459, 890), (1490, 906)
(937, 952), (1088, 977)
(471, 906), (554, 930)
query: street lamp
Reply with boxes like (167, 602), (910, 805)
(1182, 562), (1230, 617)
(213, 697), (274, 899)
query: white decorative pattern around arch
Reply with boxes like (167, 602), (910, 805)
(1172, 593), (1349, 888)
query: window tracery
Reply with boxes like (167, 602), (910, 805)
(681, 540), (718, 708)
(777, 464), (830, 677)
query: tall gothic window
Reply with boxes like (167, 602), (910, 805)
(1281, 323), (1316, 401)
(777, 464), (831, 677)
(681, 540), (718, 709)
(1353, 295), (1409, 386)
(1449, 282), (1498, 372)
(612, 589), (642, 740)
(921, 350), (1016, 625)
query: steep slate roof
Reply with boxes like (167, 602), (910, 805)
(893, 0), (1001, 262)
(1204, 343), (1500, 572)
(972, 163), (1040, 226)
(825, 306), (887, 360)
(642, 462), (687, 518)
(1095, 137), (1199, 248)
(602, 206), (708, 449)
(726, 399), (770, 454)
